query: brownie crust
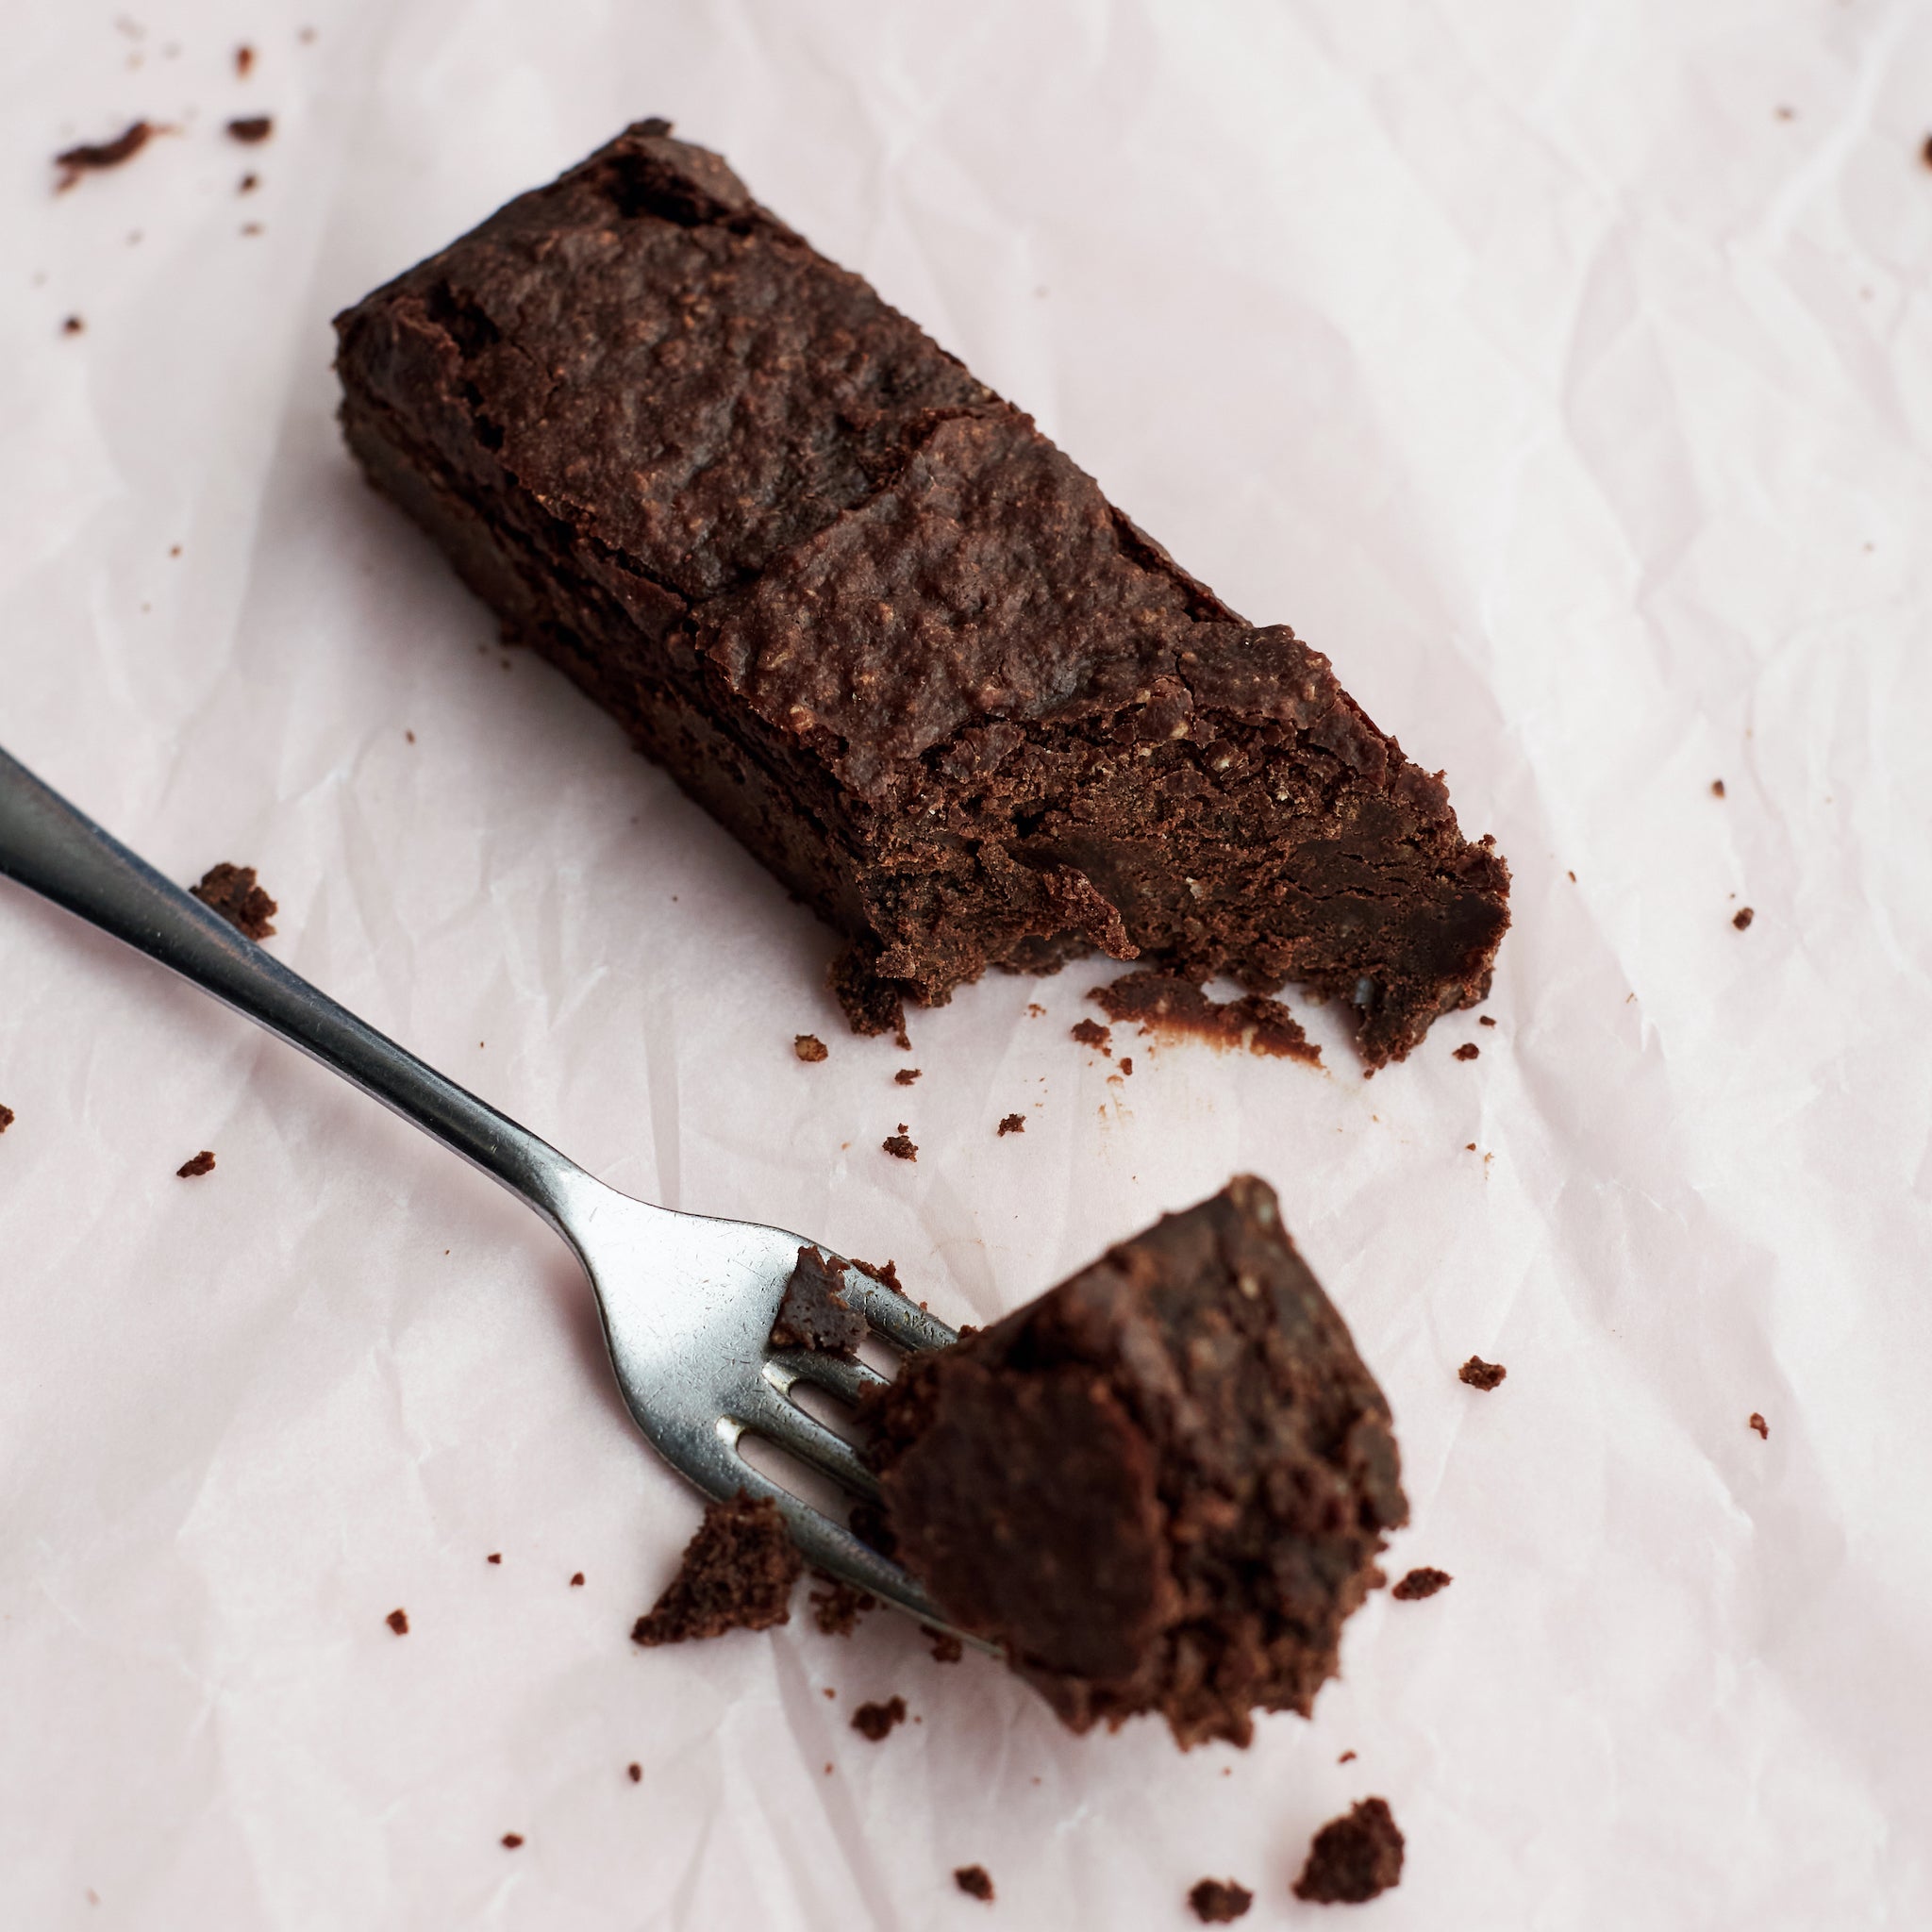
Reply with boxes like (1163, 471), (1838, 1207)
(335, 122), (1508, 1065)
(862, 1177), (1407, 1747)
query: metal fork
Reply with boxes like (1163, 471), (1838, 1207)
(0, 743), (962, 1628)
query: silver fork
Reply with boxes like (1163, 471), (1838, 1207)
(0, 743), (962, 1628)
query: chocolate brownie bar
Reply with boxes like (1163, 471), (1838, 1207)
(862, 1177), (1407, 1747)
(334, 122), (1508, 1066)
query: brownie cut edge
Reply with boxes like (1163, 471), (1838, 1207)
(862, 1176), (1407, 1748)
(332, 121), (1508, 1068)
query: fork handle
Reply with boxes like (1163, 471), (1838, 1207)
(0, 742), (591, 1240)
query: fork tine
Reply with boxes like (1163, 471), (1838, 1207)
(839, 1270), (958, 1354)
(743, 1377), (883, 1501)
(769, 1347), (891, 1405)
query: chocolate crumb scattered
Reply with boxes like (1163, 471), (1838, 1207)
(1026, 1003), (1046, 1017)
(235, 43), (255, 75)
(61, 315), (84, 336)
(0, 1105), (13, 1133)
(487, 1552), (501, 1564)
(1071, 1017), (1112, 1054)
(894, 1067), (921, 1085)
(954, 1865), (994, 1903)
(1922, 133), (1931, 169)
(225, 115), (274, 143)
(793, 1033), (828, 1062)
(1338, 1749), (1357, 1764)
(1568, 869), (1577, 882)
(238, 172), (258, 193)
(190, 862), (277, 940)
(851, 1695), (907, 1741)
(176, 1150), (216, 1178)
(1712, 778), (1726, 798)
(1189, 1877), (1253, 1923)
(1453, 1042), (1480, 1060)
(501, 1833), (523, 1849)
(1118, 1055), (1132, 1074)
(1091, 971), (1318, 1064)
(1459, 1355), (1507, 1391)
(850, 1256), (907, 1298)
(627, 1762), (641, 1782)
(882, 1129), (917, 1162)
(54, 122), (157, 191)
(1733, 907), (1755, 931)
(1293, 1797), (1405, 1905)
(1478, 1014), (1496, 1027)
(771, 1245), (865, 1353)
(808, 1572), (877, 1636)
(570, 1572), (585, 1587)
(386, 1608), (408, 1635)
(996, 1113), (1025, 1136)
(1391, 1566), (1453, 1601)
(1749, 1412), (1769, 1440)
(630, 1491), (802, 1645)
(925, 1627), (964, 1664)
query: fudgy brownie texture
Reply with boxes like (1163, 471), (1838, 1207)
(1391, 1566), (1451, 1601)
(862, 1176), (1407, 1748)
(1091, 971), (1317, 1063)
(191, 862), (277, 941)
(334, 122), (1508, 1068)
(1189, 1877), (1254, 1923)
(631, 1491), (801, 1644)
(1293, 1797), (1405, 1905)
(770, 1245), (865, 1353)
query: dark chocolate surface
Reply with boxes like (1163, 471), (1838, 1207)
(863, 1176), (1407, 1748)
(335, 122), (1508, 1065)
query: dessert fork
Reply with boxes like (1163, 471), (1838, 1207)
(0, 743), (961, 1627)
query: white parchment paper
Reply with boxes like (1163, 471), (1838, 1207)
(3, 1), (1930, 1925)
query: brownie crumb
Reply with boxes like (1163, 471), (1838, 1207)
(191, 862), (277, 940)
(54, 122), (157, 191)
(0, 1105), (13, 1133)
(1711, 778), (1726, 798)
(1071, 1017), (1112, 1054)
(1026, 1003), (1046, 1018)
(235, 42), (255, 75)
(1453, 1042), (1479, 1060)
(1188, 1877), (1253, 1923)
(1118, 1055), (1133, 1074)
(570, 1571), (585, 1587)
(1091, 972), (1319, 1064)
(239, 172), (258, 193)
(828, 946), (908, 1046)
(954, 1865), (994, 1903)
(771, 1245), (865, 1354)
(1293, 1797), (1405, 1905)
(1478, 1014), (1496, 1026)
(996, 1113), (1025, 1136)
(1338, 1749), (1357, 1764)
(883, 1129), (918, 1162)
(631, 1491), (802, 1645)
(501, 1833), (523, 1849)
(226, 115), (274, 143)
(627, 1762), (641, 1782)
(487, 1552), (501, 1564)
(895, 1067), (922, 1085)
(851, 1255), (907, 1298)
(925, 1627), (964, 1664)
(808, 1572), (877, 1636)
(1749, 1412), (1769, 1440)
(386, 1608), (408, 1635)
(1391, 1566), (1452, 1601)
(851, 1695), (908, 1741)
(793, 1033), (828, 1063)
(1733, 907), (1755, 931)
(1923, 133), (1932, 168)
(176, 1150), (216, 1178)
(61, 315), (84, 336)
(1458, 1355), (1507, 1391)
